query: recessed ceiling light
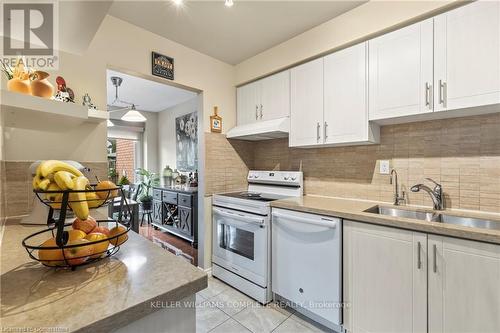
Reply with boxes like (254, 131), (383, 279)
(225, 0), (234, 7)
(172, 0), (183, 6)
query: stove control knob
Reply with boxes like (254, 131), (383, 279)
(248, 175), (254, 179)
(254, 174), (259, 178)
(291, 177), (297, 181)
(284, 176), (289, 180)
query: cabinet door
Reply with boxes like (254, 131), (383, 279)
(343, 221), (427, 333)
(434, 1), (500, 112)
(428, 235), (500, 333)
(369, 19), (433, 120)
(152, 200), (162, 224)
(178, 206), (193, 236)
(324, 42), (369, 144)
(260, 70), (290, 121)
(236, 81), (260, 126)
(290, 58), (324, 147)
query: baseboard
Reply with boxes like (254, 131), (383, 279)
(198, 266), (212, 276)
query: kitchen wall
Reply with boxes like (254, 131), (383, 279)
(158, 97), (198, 173)
(248, 113), (500, 213)
(235, 0), (460, 84)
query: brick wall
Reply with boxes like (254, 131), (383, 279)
(116, 139), (136, 183)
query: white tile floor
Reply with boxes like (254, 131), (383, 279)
(196, 276), (331, 333)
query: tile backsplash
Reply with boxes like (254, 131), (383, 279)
(231, 113), (500, 213)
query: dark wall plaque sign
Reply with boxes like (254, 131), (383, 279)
(152, 51), (174, 80)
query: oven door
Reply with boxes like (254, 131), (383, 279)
(212, 206), (268, 287)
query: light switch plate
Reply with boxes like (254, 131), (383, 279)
(380, 160), (390, 174)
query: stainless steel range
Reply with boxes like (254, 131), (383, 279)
(212, 170), (303, 304)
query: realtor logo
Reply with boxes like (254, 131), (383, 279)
(2, 1), (59, 69)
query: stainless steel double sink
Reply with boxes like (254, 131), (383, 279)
(364, 205), (500, 231)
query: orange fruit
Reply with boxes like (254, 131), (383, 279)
(39, 238), (64, 266)
(85, 232), (109, 259)
(95, 181), (118, 199)
(67, 229), (86, 241)
(109, 226), (128, 246)
(63, 239), (93, 266)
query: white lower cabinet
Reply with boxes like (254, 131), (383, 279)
(428, 235), (500, 333)
(344, 220), (500, 333)
(343, 220), (427, 333)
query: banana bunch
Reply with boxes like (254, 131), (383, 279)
(32, 160), (96, 219)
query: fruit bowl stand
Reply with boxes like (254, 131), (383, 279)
(22, 185), (133, 270)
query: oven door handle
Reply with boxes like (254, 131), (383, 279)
(213, 207), (265, 225)
(272, 211), (337, 229)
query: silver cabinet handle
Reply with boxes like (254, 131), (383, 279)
(417, 241), (422, 269)
(255, 105), (259, 120)
(425, 82), (432, 109)
(433, 244), (437, 273)
(439, 80), (447, 107)
(260, 104), (263, 119)
(324, 121), (328, 141)
(316, 122), (321, 142)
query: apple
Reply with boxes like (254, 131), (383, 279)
(109, 226), (128, 246)
(63, 238), (93, 266)
(72, 216), (97, 234)
(91, 226), (110, 237)
(85, 232), (110, 259)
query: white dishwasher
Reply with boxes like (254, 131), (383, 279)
(271, 208), (342, 331)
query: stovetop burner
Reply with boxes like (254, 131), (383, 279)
(220, 191), (286, 202)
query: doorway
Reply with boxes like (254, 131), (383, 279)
(105, 68), (204, 267)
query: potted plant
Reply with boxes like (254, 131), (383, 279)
(136, 168), (159, 211)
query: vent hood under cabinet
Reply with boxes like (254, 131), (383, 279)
(226, 117), (289, 141)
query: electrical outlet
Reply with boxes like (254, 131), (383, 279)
(380, 160), (390, 175)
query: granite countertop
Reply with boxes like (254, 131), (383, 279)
(0, 219), (207, 332)
(271, 195), (500, 245)
(154, 185), (198, 194)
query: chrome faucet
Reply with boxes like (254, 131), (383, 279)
(411, 178), (444, 210)
(390, 169), (405, 206)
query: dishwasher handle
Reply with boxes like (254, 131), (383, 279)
(272, 211), (337, 229)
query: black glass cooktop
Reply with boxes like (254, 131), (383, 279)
(221, 191), (286, 202)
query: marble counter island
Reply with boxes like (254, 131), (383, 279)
(0, 219), (207, 333)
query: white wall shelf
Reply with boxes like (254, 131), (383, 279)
(1, 90), (108, 127)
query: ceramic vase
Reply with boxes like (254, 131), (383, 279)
(30, 71), (54, 98)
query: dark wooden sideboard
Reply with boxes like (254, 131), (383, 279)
(152, 186), (198, 247)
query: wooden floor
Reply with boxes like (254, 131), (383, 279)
(139, 222), (198, 266)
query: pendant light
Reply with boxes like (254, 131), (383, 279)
(121, 104), (147, 122)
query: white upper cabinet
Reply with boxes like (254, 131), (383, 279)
(369, 19), (434, 120)
(324, 42), (379, 145)
(236, 81), (260, 126)
(290, 58), (324, 147)
(428, 235), (500, 333)
(236, 71), (290, 126)
(260, 70), (290, 121)
(434, 1), (500, 112)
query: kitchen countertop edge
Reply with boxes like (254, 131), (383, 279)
(271, 196), (500, 245)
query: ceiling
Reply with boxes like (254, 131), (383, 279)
(106, 69), (197, 113)
(108, 1), (366, 64)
